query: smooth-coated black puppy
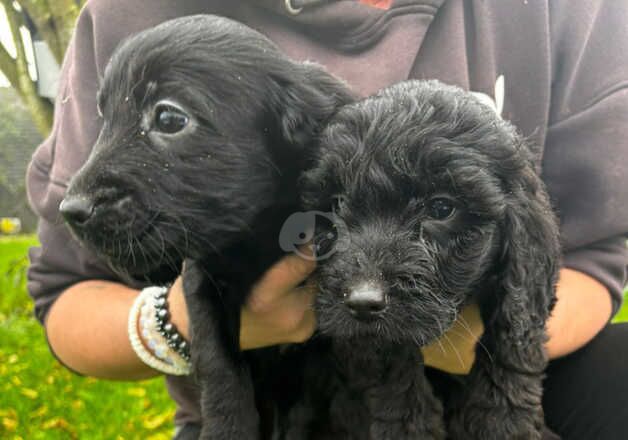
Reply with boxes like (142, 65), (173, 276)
(291, 80), (560, 439)
(60, 15), (353, 439)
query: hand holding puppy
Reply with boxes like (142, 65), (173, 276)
(169, 253), (318, 350)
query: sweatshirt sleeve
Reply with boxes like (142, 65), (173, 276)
(543, 0), (628, 314)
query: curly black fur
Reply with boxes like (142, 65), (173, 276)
(294, 80), (560, 439)
(60, 15), (353, 440)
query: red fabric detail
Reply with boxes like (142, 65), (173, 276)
(358, 0), (393, 10)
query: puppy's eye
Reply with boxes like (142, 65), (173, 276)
(154, 104), (189, 134)
(426, 197), (456, 220)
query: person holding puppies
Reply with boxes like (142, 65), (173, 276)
(26, 1), (628, 438)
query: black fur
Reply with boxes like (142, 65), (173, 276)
(60, 15), (353, 440)
(295, 80), (560, 439)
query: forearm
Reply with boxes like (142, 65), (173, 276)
(45, 280), (159, 380)
(545, 268), (613, 359)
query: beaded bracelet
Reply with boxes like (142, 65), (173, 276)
(128, 287), (191, 376)
(139, 289), (190, 369)
(152, 287), (191, 362)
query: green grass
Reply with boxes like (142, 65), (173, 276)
(0, 235), (38, 317)
(613, 299), (628, 323)
(0, 235), (176, 439)
(1, 235), (626, 438)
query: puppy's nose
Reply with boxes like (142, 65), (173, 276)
(345, 282), (387, 319)
(59, 196), (95, 225)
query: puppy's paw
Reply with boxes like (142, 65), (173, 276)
(181, 259), (205, 299)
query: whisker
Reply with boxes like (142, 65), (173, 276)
(443, 333), (466, 371)
(457, 314), (494, 364)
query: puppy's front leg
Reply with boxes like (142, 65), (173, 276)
(330, 343), (445, 440)
(183, 260), (259, 440)
(365, 351), (445, 440)
(447, 316), (547, 440)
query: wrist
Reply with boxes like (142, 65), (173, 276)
(167, 277), (190, 341)
(544, 268), (612, 359)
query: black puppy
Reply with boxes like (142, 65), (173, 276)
(60, 15), (352, 439)
(292, 80), (560, 439)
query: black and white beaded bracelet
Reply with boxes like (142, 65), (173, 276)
(153, 286), (191, 362)
(129, 287), (190, 376)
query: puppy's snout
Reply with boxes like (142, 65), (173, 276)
(345, 282), (387, 319)
(59, 196), (95, 226)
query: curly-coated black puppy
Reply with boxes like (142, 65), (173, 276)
(60, 15), (353, 440)
(292, 80), (560, 439)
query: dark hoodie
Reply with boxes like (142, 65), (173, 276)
(26, 0), (628, 425)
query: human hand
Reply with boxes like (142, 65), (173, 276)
(420, 303), (484, 375)
(240, 253), (317, 350)
(169, 253), (317, 350)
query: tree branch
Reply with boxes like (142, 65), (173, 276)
(18, 0), (64, 63)
(1, 0), (53, 135)
(0, 41), (18, 88)
(46, 0), (80, 57)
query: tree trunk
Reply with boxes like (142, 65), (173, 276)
(18, 0), (65, 63)
(1, 0), (54, 136)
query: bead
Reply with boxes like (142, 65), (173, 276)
(157, 309), (169, 319)
(129, 288), (191, 376)
(164, 323), (174, 333)
(155, 297), (167, 307)
(170, 333), (181, 342)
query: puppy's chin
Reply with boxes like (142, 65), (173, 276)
(72, 225), (184, 283)
(315, 300), (457, 348)
(102, 248), (182, 285)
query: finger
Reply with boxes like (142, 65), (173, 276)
(248, 251), (316, 312)
(240, 284), (317, 350)
(269, 283), (317, 333)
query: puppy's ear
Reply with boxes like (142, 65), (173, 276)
(486, 166), (560, 370)
(268, 63), (354, 149)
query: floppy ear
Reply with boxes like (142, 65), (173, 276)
(487, 167), (561, 371)
(267, 63), (355, 149)
(453, 171), (560, 437)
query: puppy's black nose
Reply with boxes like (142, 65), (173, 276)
(59, 196), (94, 225)
(345, 282), (387, 319)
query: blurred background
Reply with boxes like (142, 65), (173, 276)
(1, 1), (176, 438)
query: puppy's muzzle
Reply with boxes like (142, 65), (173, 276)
(345, 281), (388, 320)
(59, 196), (94, 225)
(60, 191), (134, 233)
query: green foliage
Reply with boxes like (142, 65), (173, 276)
(0, 236), (176, 439)
(613, 289), (628, 323)
(0, 88), (41, 232)
(0, 235), (37, 316)
(0, 89), (42, 178)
